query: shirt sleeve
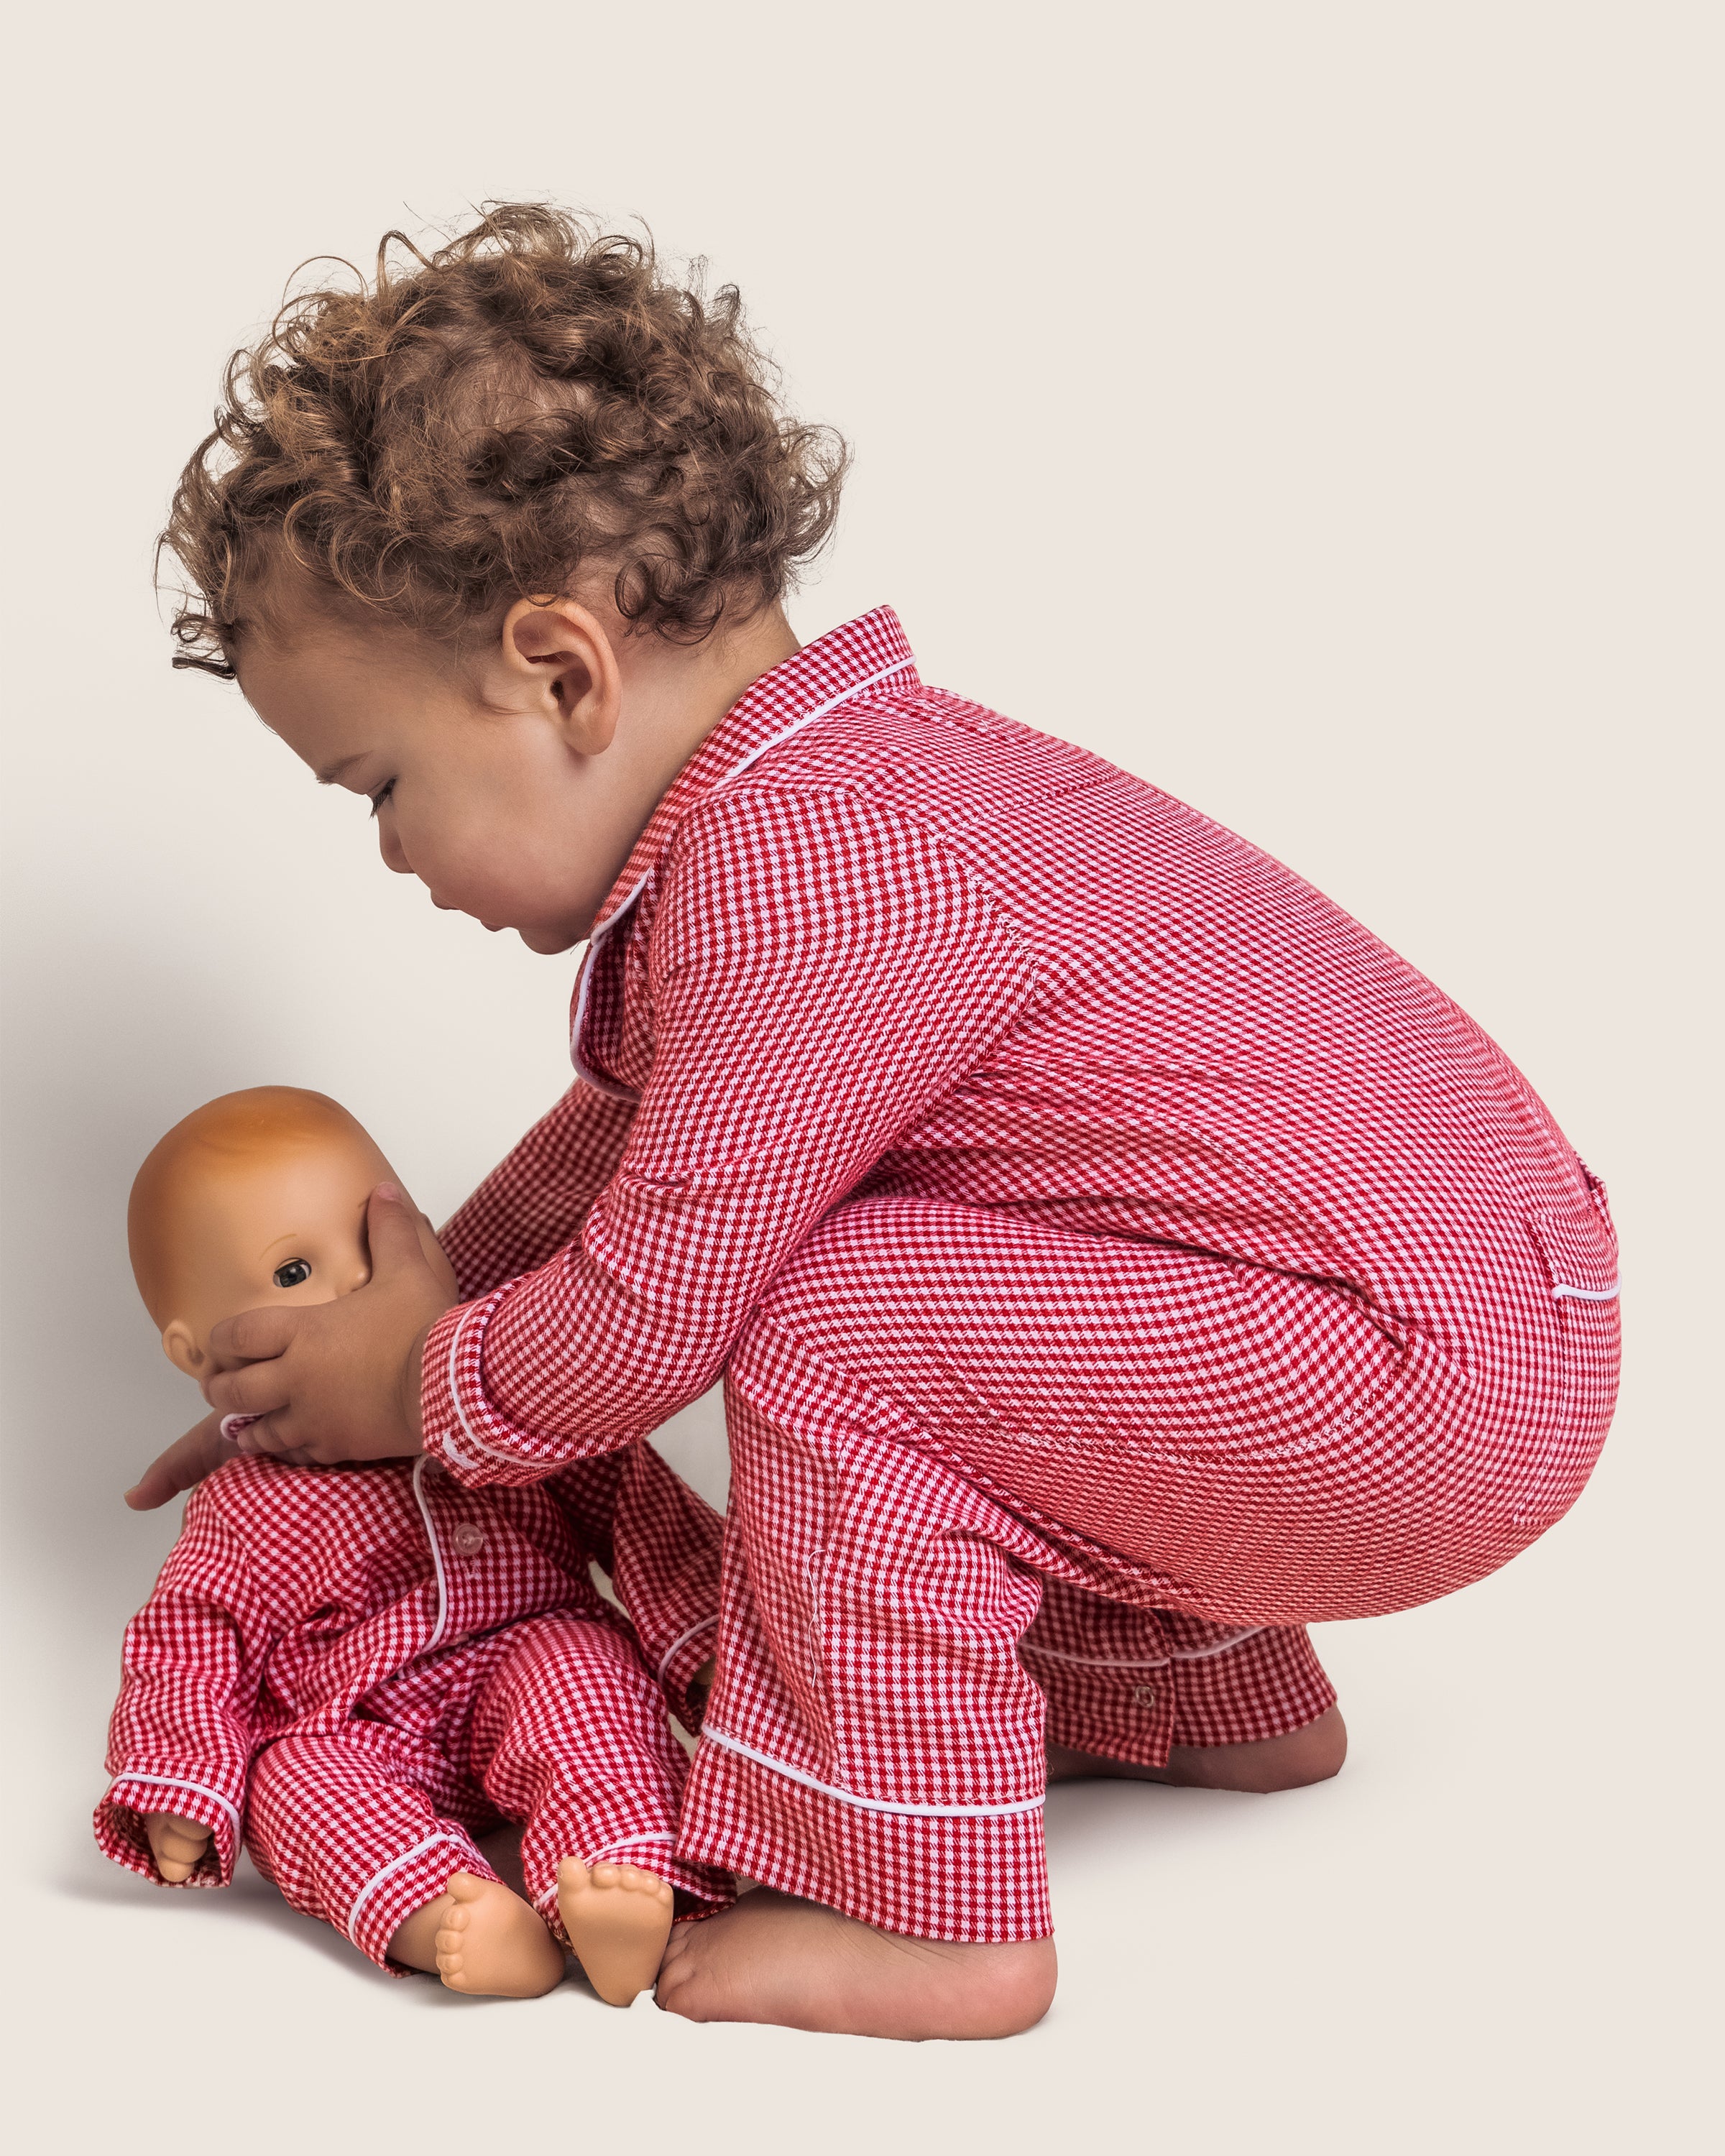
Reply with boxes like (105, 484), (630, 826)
(95, 1494), (274, 1888)
(438, 1084), (638, 1300)
(420, 786), (1037, 1485)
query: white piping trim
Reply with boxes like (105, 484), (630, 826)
(569, 653), (916, 1091)
(108, 1772), (242, 1842)
(702, 1724), (1044, 1820)
(1021, 1625), (1264, 1670)
(347, 1830), (466, 1936)
(655, 1616), (717, 1683)
(441, 1302), (533, 1468)
(707, 656), (915, 792)
(1552, 1281), (1620, 1303)
(1021, 1645), (1169, 1670)
(1170, 1626), (1266, 1664)
(410, 1456), (449, 1650)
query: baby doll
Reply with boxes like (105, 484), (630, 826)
(96, 1085), (730, 2001)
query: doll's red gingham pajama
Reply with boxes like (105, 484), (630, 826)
(96, 1445), (732, 1967)
(423, 607), (1619, 1945)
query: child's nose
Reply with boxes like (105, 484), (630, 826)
(377, 824), (412, 876)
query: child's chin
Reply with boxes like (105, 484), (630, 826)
(518, 923), (583, 955)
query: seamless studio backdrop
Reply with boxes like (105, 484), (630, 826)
(1, 5), (1716, 2152)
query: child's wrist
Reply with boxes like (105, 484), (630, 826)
(400, 1320), (434, 1445)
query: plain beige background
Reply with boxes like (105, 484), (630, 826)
(2, 3), (1717, 2149)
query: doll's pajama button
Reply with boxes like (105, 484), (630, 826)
(451, 1522), (485, 1556)
(1132, 1683), (1158, 1707)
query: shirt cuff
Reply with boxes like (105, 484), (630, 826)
(420, 1291), (586, 1488)
(97, 1768), (244, 1886)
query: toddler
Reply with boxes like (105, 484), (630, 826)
(103, 1086), (730, 2000)
(133, 206), (1620, 2040)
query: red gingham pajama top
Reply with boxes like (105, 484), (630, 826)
(96, 1443), (732, 1967)
(428, 607), (1620, 1944)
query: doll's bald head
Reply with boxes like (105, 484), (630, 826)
(129, 1088), (395, 1384)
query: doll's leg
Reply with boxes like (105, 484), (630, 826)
(1026, 1576), (1346, 1790)
(464, 1614), (732, 2004)
(246, 1731), (561, 1995)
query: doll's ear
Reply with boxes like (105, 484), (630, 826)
(160, 1322), (207, 1379)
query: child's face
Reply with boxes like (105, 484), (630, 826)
(233, 585), (799, 956)
(160, 1125), (392, 1387)
(236, 603), (640, 956)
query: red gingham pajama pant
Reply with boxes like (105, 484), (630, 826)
(245, 1614), (729, 1971)
(676, 1195), (1600, 1942)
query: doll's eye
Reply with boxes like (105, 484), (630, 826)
(272, 1260), (313, 1289)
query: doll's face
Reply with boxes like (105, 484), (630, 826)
(158, 1124), (393, 1388)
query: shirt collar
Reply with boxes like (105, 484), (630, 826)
(587, 605), (919, 939)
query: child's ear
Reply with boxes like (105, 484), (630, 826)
(497, 596), (622, 755)
(160, 1321), (207, 1379)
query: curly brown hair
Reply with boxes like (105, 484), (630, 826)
(161, 203), (849, 675)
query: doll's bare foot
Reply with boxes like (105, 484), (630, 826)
(556, 1858), (675, 2006)
(390, 1873), (564, 1997)
(655, 1887), (1055, 2040)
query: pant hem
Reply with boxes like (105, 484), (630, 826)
(349, 1833), (497, 1972)
(676, 1738), (1052, 1943)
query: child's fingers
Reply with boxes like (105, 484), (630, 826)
(367, 1182), (441, 1281)
(230, 1411), (305, 1459)
(208, 1304), (301, 1365)
(204, 1357), (293, 1422)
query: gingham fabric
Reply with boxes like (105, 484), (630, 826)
(429, 607), (1619, 1942)
(245, 1614), (728, 1971)
(96, 1444), (730, 1963)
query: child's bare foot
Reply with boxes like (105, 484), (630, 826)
(556, 1858), (675, 2006)
(655, 1886), (1055, 2040)
(390, 1872), (565, 1997)
(1046, 1704), (1348, 1792)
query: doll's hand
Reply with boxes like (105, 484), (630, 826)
(203, 1185), (456, 1466)
(125, 1410), (317, 1508)
(144, 1812), (212, 1883)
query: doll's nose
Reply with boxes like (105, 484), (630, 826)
(339, 1265), (372, 1296)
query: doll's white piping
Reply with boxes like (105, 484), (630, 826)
(568, 654), (917, 1092)
(411, 1456), (450, 1650)
(1551, 1281), (1619, 1302)
(347, 1830), (467, 1935)
(701, 1724), (1043, 1819)
(655, 1616), (717, 1682)
(109, 1771), (242, 1842)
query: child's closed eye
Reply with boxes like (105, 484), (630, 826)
(368, 781), (395, 817)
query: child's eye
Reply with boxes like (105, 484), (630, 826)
(368, 782), (395, 817)
(273, 1260), (313, 1289)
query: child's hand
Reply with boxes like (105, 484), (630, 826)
(144, 1811), (211, 1883)
(203, 1184), (457, 1467)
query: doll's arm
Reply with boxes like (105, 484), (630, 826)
(96, 1493), (272, 1888)
(438, 1085), (638, 1301)
(552, 1444), (724, 1733)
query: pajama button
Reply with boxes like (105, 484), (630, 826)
(1132, 1683), (1158, 1707)
(451, 1522), (485, 1556)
